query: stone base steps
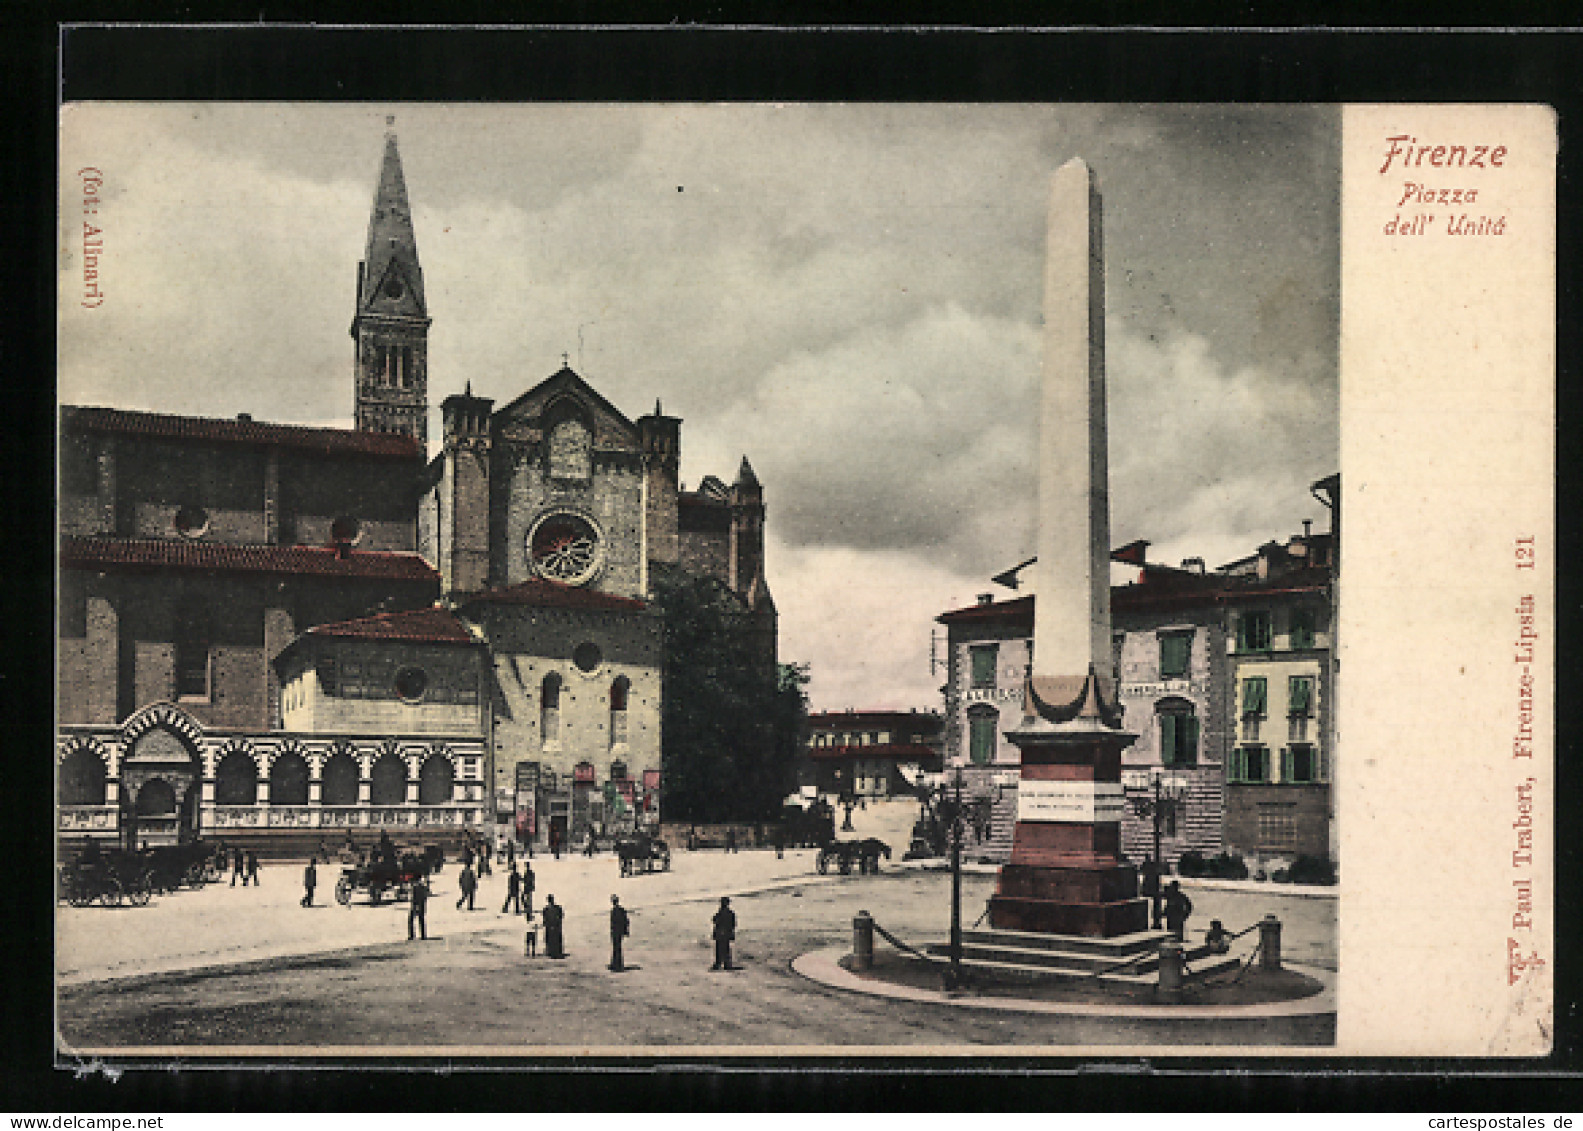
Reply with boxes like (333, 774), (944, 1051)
(924, 927), (1241, 985)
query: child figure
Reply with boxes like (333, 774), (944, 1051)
(524, 914), (539, 958)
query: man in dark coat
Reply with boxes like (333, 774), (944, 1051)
(245, 850), (260, 886)
(711, 896), (737, 971)
(456, 862), (477, 911)
(608, 894), (630, 971)
(522, 860), (536, 918)
(1163, 880), (1193, 941)
(231, 846), (245, 887)
(501, 862), (522, 915)
(301, 856), (317, 907)
(542, 895), (565, 958)
(408, 875), (429, 941)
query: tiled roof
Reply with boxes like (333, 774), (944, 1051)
(61, 537), (439, 581)
(304, 606), (476, 645)
(942, 567), (1331, 624)
(63, 406), (423, 459)
(809, 743), (940, 762)
(937, 595), (1035, 626)
(461, 578), (647, 612)
(808, 710), (944, 732)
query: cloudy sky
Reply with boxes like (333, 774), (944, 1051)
(59, 103), (1338, 711)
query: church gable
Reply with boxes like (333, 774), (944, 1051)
(493, 367), (640, 451)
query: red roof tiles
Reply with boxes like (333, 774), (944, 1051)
(936, 595), (1035, 627)
(461, 578), (647, 612)
(61, 537), (439, 581)
(304, 606), (476, 645)
(63, 406), (423, 459)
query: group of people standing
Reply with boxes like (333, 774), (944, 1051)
(229, 846), (261, 887)
(294, 833), (744, 973)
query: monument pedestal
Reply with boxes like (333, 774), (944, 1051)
(987, 674), (1147, 938)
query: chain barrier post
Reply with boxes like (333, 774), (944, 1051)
(853, 909), (874, 971)
(1157, 938), (1185, 1000)
(1258, 914), (1282, 971)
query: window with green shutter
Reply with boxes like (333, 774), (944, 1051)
(1242, 676), (1268, 717)
(970, 645), (998, 690)
(1289, 606), (1317, 649)
(1285, 744), (1317, 783)
(1157, 703), (1199, 767)
(968, 706), (998, 765)
(1237, 610), (1272, 653)
(1229, 745), (1271, 783)
(1288, 676), (1313, 716)
(1159, 632), (1191, 679)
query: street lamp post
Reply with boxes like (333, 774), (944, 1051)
(1128, 768), (1187, 930)
(918, 764), (1002, 991)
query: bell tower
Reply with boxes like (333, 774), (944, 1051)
(352, 119), (431, 449)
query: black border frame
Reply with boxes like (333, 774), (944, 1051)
(7, 15), (1580, 1112)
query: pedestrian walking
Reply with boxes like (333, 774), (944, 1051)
(506, 839), (516, 869)
(408, 875), (429, 940)
(522, 860), (536, 917)
(461, 841), (474, 871)
(477, 838), (491, 878)
(457, 862), (477, 911)
(301, 856), (317, 907)
(542, 895), (566, 958)
(246, 850), (260, 886)
(231, 846), (244, 887)
(550, 825), (562, 860)
(711, 896), (737, 971)
(608, 894), (630, 972)
(524, 914), (538, 958)
(585, 829), (597, 857)
(502, 862), (522, 915)
(1163, 880), (1193, 941)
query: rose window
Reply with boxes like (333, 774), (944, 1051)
(528, 513), (602, 585)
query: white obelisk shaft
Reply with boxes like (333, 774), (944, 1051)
(1033, 158), (1111, 685)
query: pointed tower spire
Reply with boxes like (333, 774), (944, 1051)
(352, 123), (432, 449)
(735, 455), (759, 487)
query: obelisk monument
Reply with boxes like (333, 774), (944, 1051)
(986, 158), (1149, 938)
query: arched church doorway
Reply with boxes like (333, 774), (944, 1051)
(120, 723), (203, 847)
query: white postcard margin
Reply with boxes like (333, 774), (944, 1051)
(1336, 104), (1555, 1056)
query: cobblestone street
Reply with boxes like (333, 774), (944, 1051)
(57, 838), (1336, 1053)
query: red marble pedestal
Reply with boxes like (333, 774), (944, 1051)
(988, 672), (1147, 938)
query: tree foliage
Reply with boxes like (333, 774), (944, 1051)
(652, 566), (807, 822)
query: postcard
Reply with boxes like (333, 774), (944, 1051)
(54, 100), (1553, 1058)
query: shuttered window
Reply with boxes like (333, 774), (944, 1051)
(1288, 675), (1313, 716)
(1237, 611), (1272, 653)
(1289, 606), (1317, 649)
(1158, 710), (1199, 767)
(970, 645), (998, 690)
(1159, 632), (1191, 679)
(968, 707), (998, 765)
(1241, 676), (1268, 717)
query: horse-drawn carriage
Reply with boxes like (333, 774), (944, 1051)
(334, 845), (443, 905)
(140, 840), (226, 893)
(58, 843), (153, 907)
(615, 832), (671, 877)
(816, 837), (891, 876)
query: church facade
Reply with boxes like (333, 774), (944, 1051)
(57, 126), (774, 855)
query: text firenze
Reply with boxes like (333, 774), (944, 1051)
(79, 167), (104, 309)
(1379, 135), (1507, 175)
